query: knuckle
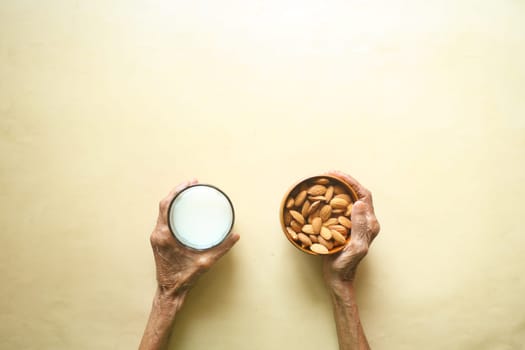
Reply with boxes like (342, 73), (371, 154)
(150, 228), (171, 247)
(367, 215), (380, 232)
(150, 231), (161, 246)
(149, 233), (156, 246)
(197, 255), (212, 269)
(157, 235), (171, 247)
(371, 219), (380, 236)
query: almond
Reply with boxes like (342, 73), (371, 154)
(325, 185), (334, 202)
(308, 195), (326, 202)
(307, 185), (327, 196)
(318, 236), (334, 250)
(323, 218), (338, 226)
(345, 203), (353, 217)
(335, 194), (352, 203)
(338, 216), (352, 229)
(289, 210), (305, 225)
(308, 200), (322, 214)
(301, 200), (311, 218)
(308, 209), (320, 224)
(320, 226), (332, 240)
(302, 224), (314, 234)
(290, 220), (302, 233)
(312, 217), (322, 234)
(313, 178), (330, 185)
(309, 234), (318, 243)
(286, 197), (295, 209)
(310, 243), (329, 254)
(286, 227), (298, 240)
(332, 209), (344, 214)
(331, 230), (346, 245)
(284, 211), (292, 225)
(319, 205), (332, 221)
(295, 190), (307, 207)
(333, 185), (346, 195)
(329, 224), (348, 236)
(330, 197), (349, 209)
(297, 233), (312, 247)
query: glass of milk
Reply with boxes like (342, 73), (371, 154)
(168, 184), (235, 250)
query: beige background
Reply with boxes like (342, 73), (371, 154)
(1, 1), (524, 349)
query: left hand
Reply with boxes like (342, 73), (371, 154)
(150, 179), (240, 300)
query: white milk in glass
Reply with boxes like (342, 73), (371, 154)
(169, 185), (234, 250)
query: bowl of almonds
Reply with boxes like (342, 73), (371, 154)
(280, 175), (357, 255)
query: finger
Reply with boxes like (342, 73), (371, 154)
(170, 178), (199, 202)
(209, 232), (240, 260)
(158, 180), (198, 223)
(325, 170), (373, 207)
(150, 224), (177, 248)
(167, 179), (198, 201)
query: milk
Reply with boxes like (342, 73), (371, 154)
(169, 185), (234, 250)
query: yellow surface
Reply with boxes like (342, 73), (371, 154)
(1, 1), (524, 349)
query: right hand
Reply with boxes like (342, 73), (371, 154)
(322, 171), (380, 286)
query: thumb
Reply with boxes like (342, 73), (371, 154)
(210, 232), (240, 259)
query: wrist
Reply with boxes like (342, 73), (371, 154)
(154, 286), (187, 315)
(323, 267), (357, 290)
(326, 279), (355, 298)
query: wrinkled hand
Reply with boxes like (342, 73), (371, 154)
(150, 179), (240, 299)
(323, 171), (380, 286)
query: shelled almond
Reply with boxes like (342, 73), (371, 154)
(283, 177), (355, 255)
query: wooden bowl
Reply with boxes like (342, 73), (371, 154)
(279, 175), (358, 255)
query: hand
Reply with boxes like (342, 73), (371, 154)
(150, 179), (240, 300)
(140, 180), (239, 350)
(323, 171), (380, 287)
